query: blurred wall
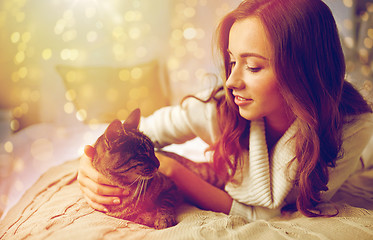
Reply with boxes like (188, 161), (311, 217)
(1, 0), (372, 132)
(0, 0), (242, 130)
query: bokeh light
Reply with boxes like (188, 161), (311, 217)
(0, 0), (245, 131)
(13, 158), (25, 173)
(3, 141), (13, 153)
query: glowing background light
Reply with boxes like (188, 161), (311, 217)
(0, 0), (247, 131)
(0, 0), (372, 130)
(3, 141), (13, 153)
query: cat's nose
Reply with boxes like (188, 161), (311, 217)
(144, 166), (157, 175)
(153, 156), (160, 168)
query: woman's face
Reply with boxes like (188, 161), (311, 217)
(226, 17), (290, 124)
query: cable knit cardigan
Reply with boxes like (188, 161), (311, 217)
(139, 92), (373, 221)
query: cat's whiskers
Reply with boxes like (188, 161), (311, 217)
(135, 178), (143, 206)
(129, 175), (142, 187)
(134, 177), (149, 207)
(140, 178), (148, 203)
(134, 178), (142, 197)
(142, 179), (148, 201)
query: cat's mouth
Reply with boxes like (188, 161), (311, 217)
(138, 174), (155, 180)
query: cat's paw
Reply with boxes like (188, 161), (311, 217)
(154, 215), (176, 229)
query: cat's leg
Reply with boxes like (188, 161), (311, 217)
(133, 211), (157, 228)
(154, 208), (176, 229)
(153, 179), (180, 229)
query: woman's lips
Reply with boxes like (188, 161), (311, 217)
(234, 95), (253, 106)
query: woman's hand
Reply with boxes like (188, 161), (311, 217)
(156, 152), (180, 178)
(77, 145), (128, 212)
(155, 152), (232, 214)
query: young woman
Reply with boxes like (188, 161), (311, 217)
(78, 0), (373, 220)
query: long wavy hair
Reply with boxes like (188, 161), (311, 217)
(208, 0), (372, 217)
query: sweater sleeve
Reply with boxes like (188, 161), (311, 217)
(321, 112), (373, 201)
(229, 200), (283, 221)
(139, 90), (221, 148)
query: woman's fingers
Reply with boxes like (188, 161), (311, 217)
(78, 171), (125, 197)
(82, 194), (109, 213)
(78, 169), (128, 210)
(78, 146), (129, 210)
(79, 151), (113, 186)
(80, 184), (121, 208)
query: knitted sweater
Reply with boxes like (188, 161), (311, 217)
(139, 92), (373, 221)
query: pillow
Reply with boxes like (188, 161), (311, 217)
(56, 60), (170, 123)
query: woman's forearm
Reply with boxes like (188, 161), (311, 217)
(169, 160), (233, 214)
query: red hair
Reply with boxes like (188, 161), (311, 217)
(208, 0), (372, 217)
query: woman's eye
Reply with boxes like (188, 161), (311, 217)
(230, 61), (236, 69)
(247, 66), (261, 73)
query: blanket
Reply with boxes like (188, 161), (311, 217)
(0, 159), (373, 240)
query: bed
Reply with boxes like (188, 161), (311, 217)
(0, 121), (373, 240)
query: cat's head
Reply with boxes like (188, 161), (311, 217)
(92, 109), (160, 186)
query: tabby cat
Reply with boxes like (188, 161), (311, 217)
(92, 109), (224, 229)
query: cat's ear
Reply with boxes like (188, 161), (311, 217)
(105, 119), (123, 148)
(123, 108), (141, 130)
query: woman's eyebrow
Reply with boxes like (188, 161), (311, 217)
(228, 50), (269, 61)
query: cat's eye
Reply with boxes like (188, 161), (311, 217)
(116, 163), (141, 173)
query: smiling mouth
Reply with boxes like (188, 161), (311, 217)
(234, 95), (253, 106)
(237, 96), (248, 101)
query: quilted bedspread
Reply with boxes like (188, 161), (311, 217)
(1, 159), (373, 240)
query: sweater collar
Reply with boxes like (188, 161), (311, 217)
(225, 118), (298, 208)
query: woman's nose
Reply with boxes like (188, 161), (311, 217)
(225, 66), (245, 90)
